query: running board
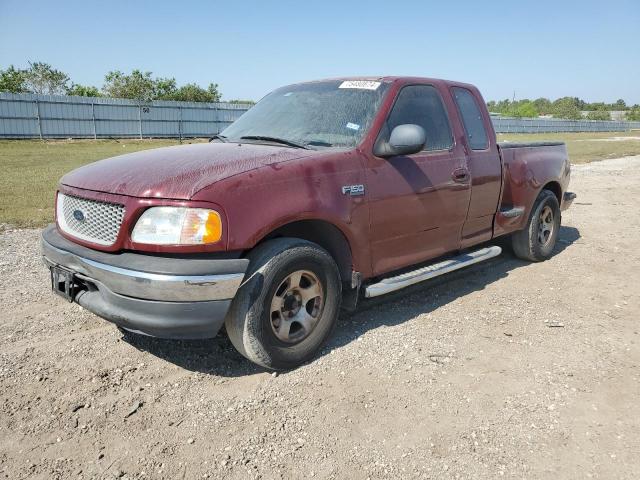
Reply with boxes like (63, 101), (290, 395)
(500, 206), (525, 218)
(364, 246), (502, 298)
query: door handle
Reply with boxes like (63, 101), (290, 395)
(452, 167), (470, 183)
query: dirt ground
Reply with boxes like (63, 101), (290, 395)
(1, 156), (639, 480)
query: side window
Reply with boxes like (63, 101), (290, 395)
(452, 87), (489, 150)
(386, 85), (453, 152)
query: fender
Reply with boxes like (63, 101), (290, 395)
(193, 150), (374, 277)
(495, 144), (569, 236)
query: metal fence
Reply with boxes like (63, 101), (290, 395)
(1, 92), (639, 139)
(0, 92), (251, 139)
(492, 116), (640, 133)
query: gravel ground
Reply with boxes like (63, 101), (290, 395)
(1, 156), (639, 480)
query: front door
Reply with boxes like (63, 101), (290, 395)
(365, 84), (471, 276)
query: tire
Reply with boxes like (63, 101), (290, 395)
(511, 189), (561, 262)
(225, 238), (342, 370)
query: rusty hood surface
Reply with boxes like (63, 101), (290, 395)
(60, 142), (317, 200)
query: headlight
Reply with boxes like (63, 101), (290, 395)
(131, 207), (222, 245)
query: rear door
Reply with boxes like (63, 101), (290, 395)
(451, 86), (502, 247)
(365, 83), (471, 276)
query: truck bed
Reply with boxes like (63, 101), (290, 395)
(494, 140), (570, 237)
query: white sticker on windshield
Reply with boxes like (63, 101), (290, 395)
(339, 80), (381, 90)
(346, 122), (360, 131)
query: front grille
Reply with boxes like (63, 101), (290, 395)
(56, 193), (125, 246)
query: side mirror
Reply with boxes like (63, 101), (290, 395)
(374, 124), (426, 157)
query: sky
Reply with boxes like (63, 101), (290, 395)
(1, 0), (638, 104)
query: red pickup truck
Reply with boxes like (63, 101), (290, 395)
(42, 77), (575, 370)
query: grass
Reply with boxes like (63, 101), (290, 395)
(0, 139), (202, 228)
(498, 130), (640, 164)
(1, 132), (639, 228)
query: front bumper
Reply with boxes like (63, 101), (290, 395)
(41, 225), (249, 339)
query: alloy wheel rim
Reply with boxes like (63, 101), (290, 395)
(270, 270), (324, 343)
(537, 205), (555, 247)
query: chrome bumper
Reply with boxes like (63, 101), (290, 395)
(42, 244), (244, 302)
(41, 225), (249, 339)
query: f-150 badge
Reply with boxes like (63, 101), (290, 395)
(342, 184), (365, 196)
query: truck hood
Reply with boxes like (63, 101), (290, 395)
(61, 142), (317, 200)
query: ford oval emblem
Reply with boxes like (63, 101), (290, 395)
(73, 209), (86, 223)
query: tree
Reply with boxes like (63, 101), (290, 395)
(23, 62), (70, 95)
(154, 77), (178, 99)
(226, 99), (256, 105)
(586, 110), (611, 121)
(532, 97), (552, 115)
(552, 97), (582, 120)
(506, 101), (538, 118)
(3, 63), (224, 102)
(626, 106), (640, 121)
(207, 83), (221, 102)
(495, 99), (512, 113)
(487, 96), (637, 119)
(101, 70), (221, 102)
(0, 65), (28, 93)
(166, 82), (221, 102)
(574, 97), (587, 110)
(66, 83), (101, 97)
(584, 102), (606, 111)
(103, 70), (158, 101)
(1, 62), (71, 95)
(614, 99), (627, 110)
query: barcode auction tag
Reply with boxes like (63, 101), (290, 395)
(339, 80), (381, 90)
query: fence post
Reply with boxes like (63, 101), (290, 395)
(91, 102), (97, 139)
(138, 105), (143, 139)
(35, 99), (43, 140)
(178, 106), (183, 143)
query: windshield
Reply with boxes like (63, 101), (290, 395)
(220, 80), (389, 148)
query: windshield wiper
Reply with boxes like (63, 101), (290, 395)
(306, 140), (333, 147)
(239, 135), (309, 149)
(209, 134), (228, 143)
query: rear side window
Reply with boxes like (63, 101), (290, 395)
(452, 87), (488, 150)
(386, 85), (453, 151)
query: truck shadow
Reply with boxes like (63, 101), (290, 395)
(327, 225), (581, 353)
(121, 225), (581, 377)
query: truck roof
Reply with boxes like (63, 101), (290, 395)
(294, 76), (478, 91)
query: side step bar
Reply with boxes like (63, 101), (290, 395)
(364, 246), (502, 298)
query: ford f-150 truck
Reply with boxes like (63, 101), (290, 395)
(42, 77), (575, 370)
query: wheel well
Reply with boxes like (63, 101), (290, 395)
(259, 220), (354, 282)
(542, 181), (562, 203)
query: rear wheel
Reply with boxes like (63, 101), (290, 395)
(225, 238), (341, 370)
(511, 189), (561, 262)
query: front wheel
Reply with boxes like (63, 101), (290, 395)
(225, 238), (342, 370)
(511, 189), (561, 262)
